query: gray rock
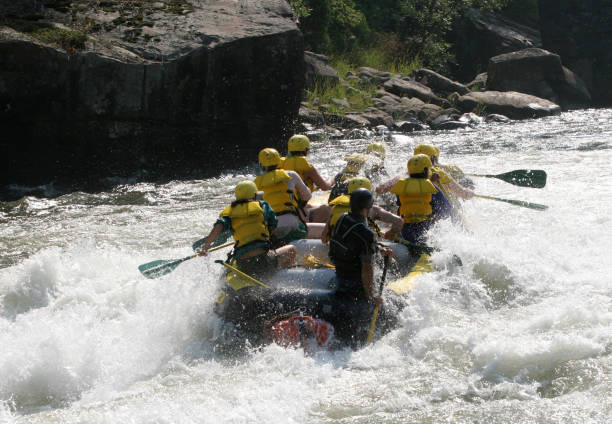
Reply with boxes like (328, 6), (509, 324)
(1, 1), (303, 189)
(467, 73), (488, 91)
(459, 113), (485, 125)
(343, 113), (371, 128)
(433, 121), (470, 131)
(360, 108), (393, 127)
(456, 91), (561, 120)
(487, 48), (591, 109)
(393, 120), (428, 132)
(383, 78), (445, 106)
(485, 113), (511, 123)
(344, 128), (372, 139)
(304, 51), (339, 89)
(413, 68), (470, 96)
(299, 105), (325, 126)
(453, 8), (542, 82)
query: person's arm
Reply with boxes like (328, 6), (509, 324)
(447, 179), (475, 200)
(288, 171), (312, 202)
(198, 221), (225, 256)
(321, 221), (331, 244)
(305, 167), (333, 191)
(371, 205), (403, 235)
(375, 175), (401, 194)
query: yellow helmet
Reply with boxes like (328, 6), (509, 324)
(288, 134), (311, 152)
(407, 154), (432, 177)
(413, 143), (438, 159)
(234, 180), (257, 200)
(366, 142), (386, 158)
(258, 148), (281, 167)
(348, 177), (372, 194)
(343, 153), (367, 174)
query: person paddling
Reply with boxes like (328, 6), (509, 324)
(380, 154), (455, 244)
(198, 181), (296, 280)
(413, 143), (474, 201)
(254, 148), (325, 243)
(322, 177), (403, 244)
(281, 134), (333, 223)
(328, 188), (394, 347)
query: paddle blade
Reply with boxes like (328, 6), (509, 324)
(192, 229), (232, 252)
(138, 256), (192, 279)
(496, 169), (547, 188)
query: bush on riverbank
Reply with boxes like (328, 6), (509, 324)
(291, 0), (526, 75)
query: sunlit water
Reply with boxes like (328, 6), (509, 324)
(1, 109), (610, 423)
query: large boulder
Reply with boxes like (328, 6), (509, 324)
(412, 68), (470, 96)
(304, 51), (339, 89)
(0, 0), (303, 193)
(456, 91), (561, 120)
(383, 78), (445, 106)
(452, 8), (542, 82)
(487, 48), (591, 110)
(539, 0), (612, 106)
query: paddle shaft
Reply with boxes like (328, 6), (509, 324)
(367, 256), (389, 343)
(474, 194), (548, 211)
(139, 241), (234, 279)
(214, 260), (270, 289)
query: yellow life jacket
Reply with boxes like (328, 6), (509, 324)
(391, 178), (439, 224)
(220, 200), (269, 247)
(438, 163), (464, 180)
(282, 155), (315, 192)
(328, 195), (351, 229)
(432, 166), (452, 186)
(254, 169), (297, 215)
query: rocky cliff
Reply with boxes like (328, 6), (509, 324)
(0, 0), (303, 193)
(539, 0), (612, 106)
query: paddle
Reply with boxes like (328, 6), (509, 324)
(192, 229), (232, 252)
(466, 169), (547, 188)
(214, 260), (270, 288)
(366, 255), (390, 343)
(138, 241), (234, 279)
(474, 194), (548, 211)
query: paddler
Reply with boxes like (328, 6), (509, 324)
(413, 143), (474, 201)
(379, 154), (455, 244)
(328, 153), (368, 203)
(322, 177), (403, 244)
(364, 142), (389, 181)
(254, 148), (325, 243)
(198, 180), (296, 280)
(328, 188), (394, 347)
(376, 143), (474, 201)
(281, 134), (333, 223)
(328, 143), (389, 203)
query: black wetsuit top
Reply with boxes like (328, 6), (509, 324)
(328, 212), (377, 298)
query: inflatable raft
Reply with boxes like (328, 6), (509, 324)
(213, 238), (435, 352)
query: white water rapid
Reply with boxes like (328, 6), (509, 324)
(1, 109), (610, 423)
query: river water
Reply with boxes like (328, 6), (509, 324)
(1, 109), (610, 423)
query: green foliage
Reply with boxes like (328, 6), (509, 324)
(304, 78), (373, 115)
(33, 27), (88, 50)
(290, 0), (513, 74)
(9, 21), (88, 50)
(289, 0), (312, 18)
